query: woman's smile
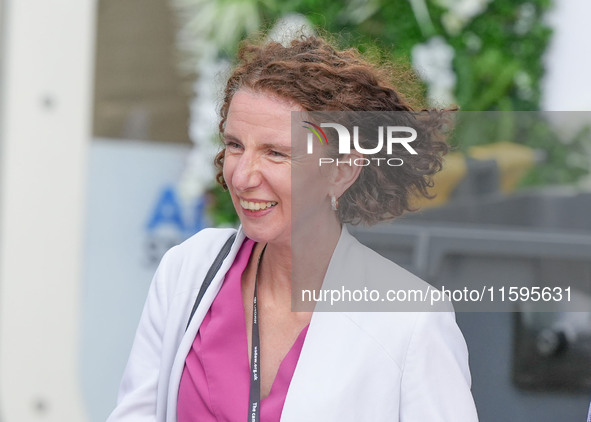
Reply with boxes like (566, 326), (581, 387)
(239, 199), (278, 211)
(222, 89), (296, 244)
(222, 89), (336, 245)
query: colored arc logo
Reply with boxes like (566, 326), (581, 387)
(302, 121), (329, 145)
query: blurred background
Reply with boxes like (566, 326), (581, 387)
(0, 0), (590, 421)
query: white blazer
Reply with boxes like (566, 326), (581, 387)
(108, 226), (479, 422)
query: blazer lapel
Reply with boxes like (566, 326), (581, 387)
(165, 228), (246, 421)
(281, 225), (370, 420)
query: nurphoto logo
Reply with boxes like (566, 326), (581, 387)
(303, 122), (418, 167)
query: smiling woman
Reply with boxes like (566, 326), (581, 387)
(108, 34), (479, 422)
(222, 91), (298, 247)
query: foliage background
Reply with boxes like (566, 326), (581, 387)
(172, 0), (590, 225)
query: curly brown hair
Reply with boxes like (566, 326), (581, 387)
(215, 34), (449, 225)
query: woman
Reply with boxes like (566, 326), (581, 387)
(108, 35), (478, 421)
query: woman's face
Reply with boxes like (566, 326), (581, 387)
(222, 89), (333, 246)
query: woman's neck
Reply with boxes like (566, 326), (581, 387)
(256, 215), (342, 311)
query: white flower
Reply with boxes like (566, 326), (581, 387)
(514, 71), (533, 101)
(514, 3), (536, 36)
(441, 12), (464, 36)
(338, 0), (381, 25)
(436, 0), (492, 20)
(436, 0), (493, 34)
(267, 13), (314, 46)
(179, 52), (230, 201)
(178, 145), (216, 203)
(464, 32), (482, 52)
(173, 0), (263, 69)
(412, 36), (457, 106)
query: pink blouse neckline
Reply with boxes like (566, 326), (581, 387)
(177, 238), (309, 421)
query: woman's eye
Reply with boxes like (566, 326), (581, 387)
(225, 141), (242, 150)
(269, 149), (291, 159)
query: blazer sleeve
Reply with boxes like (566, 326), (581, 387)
(106, 246), (178, 422)
(399, 311), (479, 422)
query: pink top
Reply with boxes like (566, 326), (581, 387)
(177, 238), (308, 422)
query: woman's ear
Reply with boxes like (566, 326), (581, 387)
(329, 152), (363, 198)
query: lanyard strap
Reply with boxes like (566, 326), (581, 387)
(248, 244), (266, 422)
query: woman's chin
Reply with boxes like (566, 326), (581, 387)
(240, 224), (291, 247)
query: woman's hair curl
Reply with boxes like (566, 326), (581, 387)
(215, 34), (450, 225)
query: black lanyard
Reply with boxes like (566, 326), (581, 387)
(248, 244), (266, 422)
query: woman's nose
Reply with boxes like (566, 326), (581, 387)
(231, 153), (262, 192)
